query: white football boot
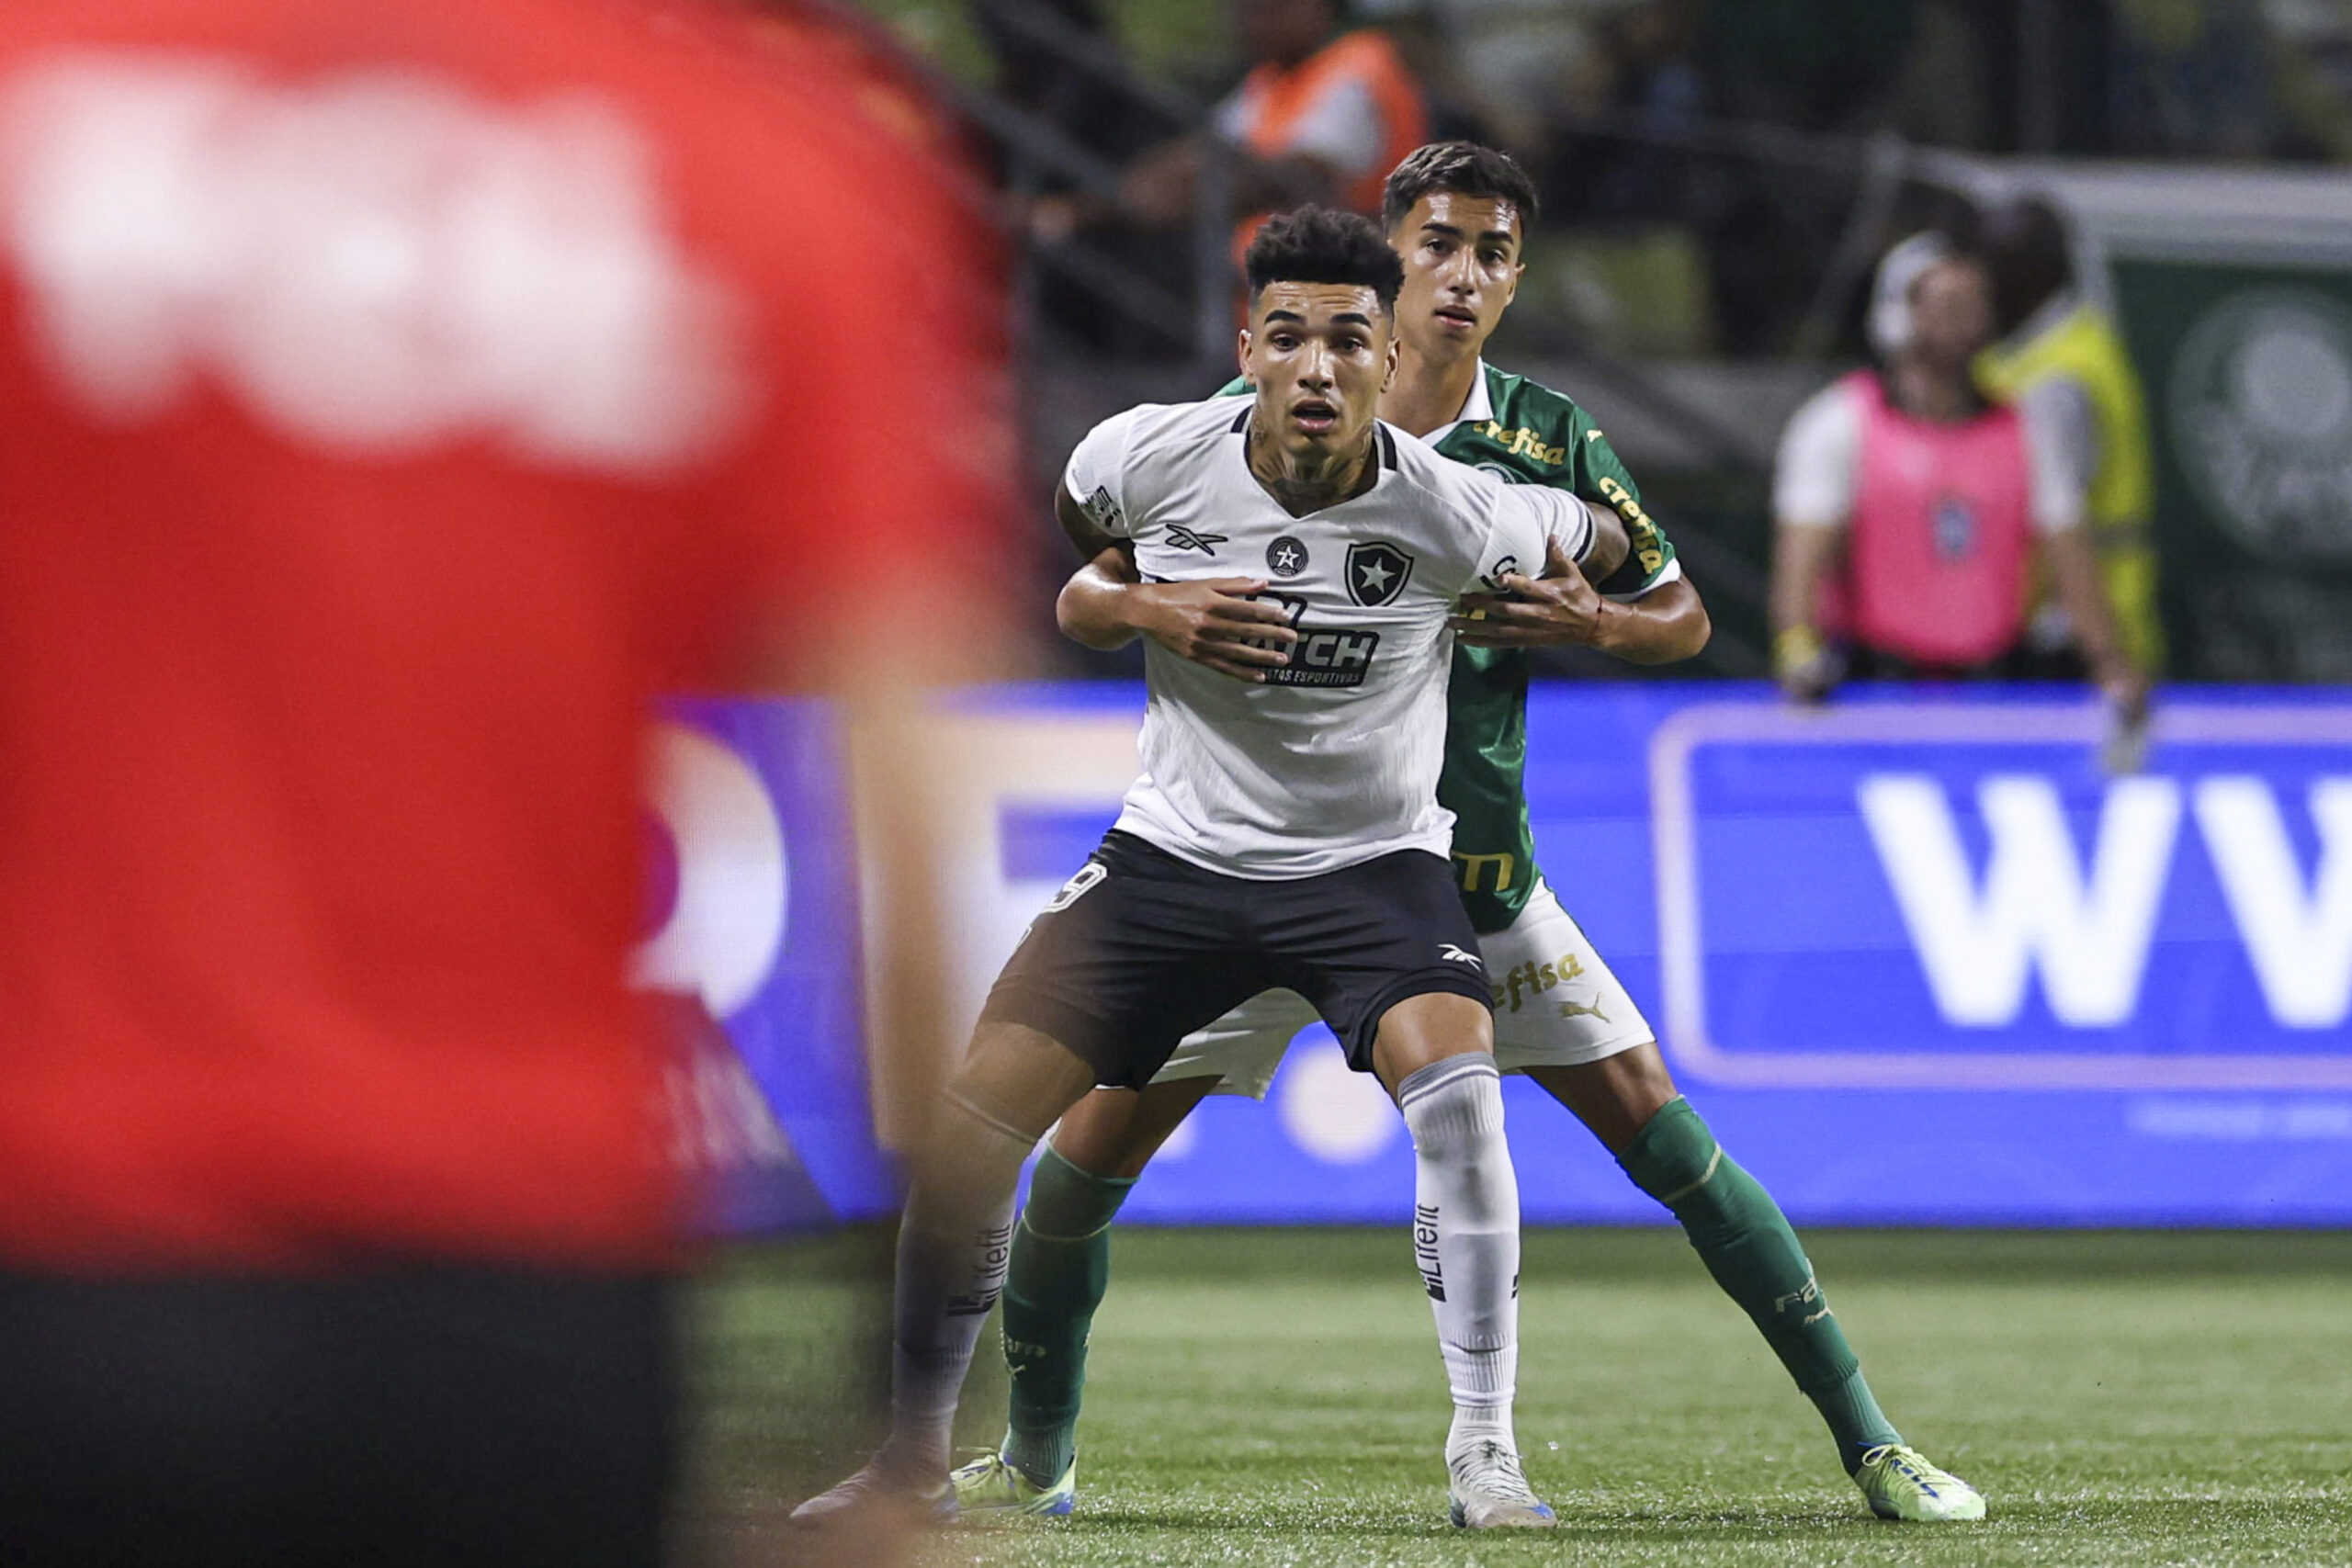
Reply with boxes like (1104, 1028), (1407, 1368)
(1447, 1438), (1558, 1529)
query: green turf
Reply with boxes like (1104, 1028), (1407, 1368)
(688, 1227), (2352, 1566)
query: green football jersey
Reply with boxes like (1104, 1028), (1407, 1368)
(1215, 364), (1679, 931)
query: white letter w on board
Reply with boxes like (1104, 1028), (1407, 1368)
(2193, 777), (2352, 1029)
(1858, 774), (2181, 1027)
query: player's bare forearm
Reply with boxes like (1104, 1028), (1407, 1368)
(1449, 525), (1702, 663)
(1452, 570), (1708, 664)
(1057, 551), (1148, 651)
(1587, 578), (1710, 664)
(1056, 552), (1300, 681)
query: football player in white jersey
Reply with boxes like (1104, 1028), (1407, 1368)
(792, 208), (1612, 1531)
(955, 143), (1984, 1533)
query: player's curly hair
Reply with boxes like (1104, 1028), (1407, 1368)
(1243, 206), (1405, 315)
(1381, 141), (1540, 234)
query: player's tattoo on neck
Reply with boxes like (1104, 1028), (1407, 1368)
(1245, 420), (1376, 517)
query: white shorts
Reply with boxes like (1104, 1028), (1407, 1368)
(1149, 877), (1653, 1100)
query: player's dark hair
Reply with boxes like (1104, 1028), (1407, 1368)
(1244, 206), (1405, 315)
(1381, 141), (1540, 235)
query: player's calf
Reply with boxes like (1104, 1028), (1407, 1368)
(795, 1028), (1096, 1529)
(1391, 1040), (1541, 1525)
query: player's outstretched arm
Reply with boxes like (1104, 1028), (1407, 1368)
(1056, 549), (1301, 682)
(1451, 536), (1712, 664)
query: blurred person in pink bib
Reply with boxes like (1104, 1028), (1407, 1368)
(1770, 232), (2147, 728)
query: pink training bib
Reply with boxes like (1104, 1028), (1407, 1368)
(1821, 370), (2034, 670)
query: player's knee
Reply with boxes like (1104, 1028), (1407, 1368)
(950, 1022), (1101, 1141)
(1020, 1144), (1136, 1242)
(1592, 1043), (1680, 1137)
(1614, 1096), (1718, 1208)
(1397, 1056), (1516, 1227)
(1371, 991), (1494, 1095)
(1049, 1081), (1207, 1181)
(1396, 1055), (1505, 1152)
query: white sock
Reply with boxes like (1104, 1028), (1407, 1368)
(884, 1089), (1028, 1477)
(1397, 1055), (1521, 1461)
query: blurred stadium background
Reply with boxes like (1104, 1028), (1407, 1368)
(660, 2), (2352, 1562)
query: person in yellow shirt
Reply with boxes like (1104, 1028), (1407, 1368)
(1977, 196), (2165, 676)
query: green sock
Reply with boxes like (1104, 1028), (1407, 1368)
(1617, 1098), (1901, 1475)
(998, 1147), (1135, 1488)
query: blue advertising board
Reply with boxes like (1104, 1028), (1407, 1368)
(639, 700), (895, 1227)
(663, 683), (2352, 1229)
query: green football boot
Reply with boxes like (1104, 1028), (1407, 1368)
(948, 1448), (1077, 1521)
(1855, 1443), (1985, 1522)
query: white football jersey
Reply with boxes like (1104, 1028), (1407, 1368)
(1064, 395), (1594, 878)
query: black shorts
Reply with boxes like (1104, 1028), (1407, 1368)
(979, 830), (1491, 1087)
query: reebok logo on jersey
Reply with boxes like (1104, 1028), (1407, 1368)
(1346, 541), (1413, 607)
(1440, 943), (1482, 967)
(1167, 524), (1227, 555)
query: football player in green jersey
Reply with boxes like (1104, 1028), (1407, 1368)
(954, 142), (1983, 1529)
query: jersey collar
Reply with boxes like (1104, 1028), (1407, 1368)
(1420, 359), (1495, 446)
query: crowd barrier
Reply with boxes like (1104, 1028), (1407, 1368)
(643, 682), (2352, 1229)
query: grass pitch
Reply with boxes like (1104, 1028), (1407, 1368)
(689, 1227), (2352, 1567)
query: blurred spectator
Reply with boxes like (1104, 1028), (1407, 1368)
(0, 0), (1008, 1564)
(1978, 195), (2166, 676)
(1702, 0), (1917, 132)
(1553, 0), (1707, 212)
(1564, 0), (1704, 130)
(2108, 0), (2352, 158)
(1770, 235), (2146, 723)
(1034, 0), (1427, 255)
(2109, 0), (2278, 155)
(970, 0), (1169, 178)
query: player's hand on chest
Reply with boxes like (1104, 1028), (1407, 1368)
(1139, 516), (1444, 691)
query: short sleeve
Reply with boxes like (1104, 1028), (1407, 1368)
(1574, 424), (1682, 599)
(1061, 408), (1141, 539)
(1773, 380), (1861, 528)
(2018, 379), (2090, 536)
(1470, 479), (1589, 592)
